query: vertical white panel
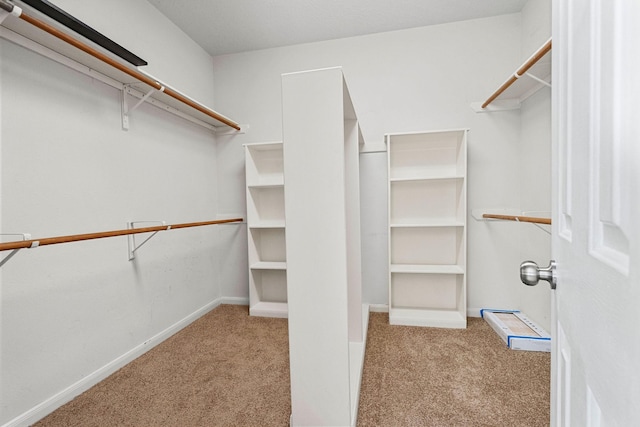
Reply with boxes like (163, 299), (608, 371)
(345, 119), (363, 343)
(586, 386), (602, 427)
(553, 0), (640, 424)
(283, 68), (354, 426)
(588, 0), (630, 274)
(0, 38), (3, 416)
(557, 0), (573, 241)
(556, 324), (572, 427)
(358, 151), (389, 305)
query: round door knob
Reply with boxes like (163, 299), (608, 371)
(520, 260), (557, 289)
(520, 261), (541, 286)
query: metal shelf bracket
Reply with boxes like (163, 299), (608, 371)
(127, 220), (167, 260)
(0, 233), (32, 268)
(121, 84), (164, 130)
(523, 72), (552, 88)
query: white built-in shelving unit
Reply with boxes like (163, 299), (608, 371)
(282, 67), (367, 427)
(386, 129), (468, 328)
(244, 142), (288, 318)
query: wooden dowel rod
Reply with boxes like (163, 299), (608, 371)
(482, 214), (551, 225)
(481, 38), (552, 109)
(0, 218), (243, 252)
(481, 75), (517, 109)
(516, 39), (552, 76)
(17, 11), (241, 131)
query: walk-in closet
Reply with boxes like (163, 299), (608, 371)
(2, 0), (639, 426)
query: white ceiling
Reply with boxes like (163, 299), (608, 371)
(147, 0), (528, 57)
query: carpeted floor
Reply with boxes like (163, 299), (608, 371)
(357, 312), (550, 426)
(35, 305), (291, 427)
(35, 304), (549, 426)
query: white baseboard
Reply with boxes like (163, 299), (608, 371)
(370, 305), (479, 317)
(219, 296), (249, 305)
(368, 304), (389, 313)
(467, 307), (483, 318)
(3, 298), (225, 427)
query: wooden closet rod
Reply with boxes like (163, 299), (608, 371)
(482, 214), (551, 225)
(0, 218), (243, 252)
(2, 2), (241, 131)
(481, 38), (552, 109)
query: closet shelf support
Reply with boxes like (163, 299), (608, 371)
(524, 72), (552, 88)
(127, 220), (166, 260)
(121, 85), (163, 130)
(0, 233), (31, 267)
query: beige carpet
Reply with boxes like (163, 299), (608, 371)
(35, 305), (549, 426)
(357, 312), (550, 426)
(35, 305), (291, 427)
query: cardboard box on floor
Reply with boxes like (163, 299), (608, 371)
(481, 309), (551, 352)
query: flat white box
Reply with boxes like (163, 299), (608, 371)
(481, 309), (551, 352)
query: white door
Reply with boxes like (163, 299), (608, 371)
(549, 0), (640, 425)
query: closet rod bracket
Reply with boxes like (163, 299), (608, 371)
(216, 124), (250, 135)
(0, 2), (22, 25)
(121, 84), (164, 131)
(523, 72), (551, 88)
(0, 233), (32, 268)
(127, 221), (166, 260)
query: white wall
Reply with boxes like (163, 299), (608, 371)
(0, 1), (233, 424)
(516, 0), (552, 327)
(212, 14), (539, 317)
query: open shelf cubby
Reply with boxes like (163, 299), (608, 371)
(245, 142), (288, 318)
(386, 129), (468, 328)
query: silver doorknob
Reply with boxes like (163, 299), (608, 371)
(520, 260), (557, 290)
